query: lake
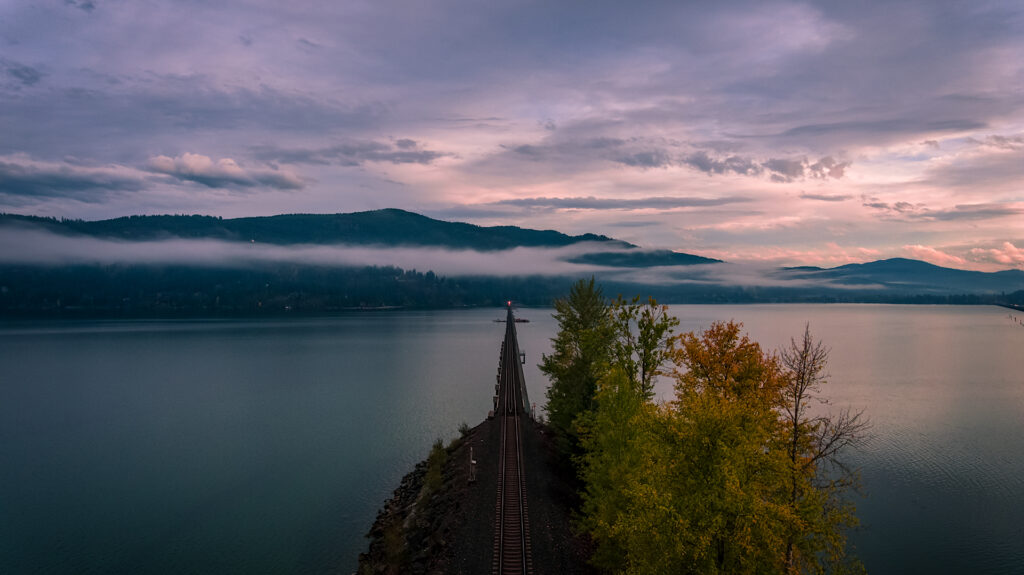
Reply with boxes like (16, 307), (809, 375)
(1, 305), (1022, 574)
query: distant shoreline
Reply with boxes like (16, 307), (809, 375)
(2, 301), (1021, 321)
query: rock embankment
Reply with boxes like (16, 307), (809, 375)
(356, 417), (596, 575)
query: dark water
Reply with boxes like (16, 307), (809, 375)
(1, 305), (1022, 574)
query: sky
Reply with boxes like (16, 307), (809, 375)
(1, 0), (1022, 271)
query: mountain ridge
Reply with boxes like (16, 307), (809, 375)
(0, 209), (623, 249)
(2, 209), (1022, 298)
(0, 208), (721, 267)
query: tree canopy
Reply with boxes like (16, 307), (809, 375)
(543, 280), (867, 574)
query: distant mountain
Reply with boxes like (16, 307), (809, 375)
(0, 209), (607, 249)
(568, 249), (716, 268)
(0, 209), (719, 266)
(780, 258), (1024, 294)
(3, 210), (1023, 317)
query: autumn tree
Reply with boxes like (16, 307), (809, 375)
(578, 321), (789, 574)
(664, 320), (792, 574)
(576, 320), (866, 575)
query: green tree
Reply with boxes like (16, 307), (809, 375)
(576, 367), (653, 571)
(540, 277), (614, 455)
(610, 295), (679, 399)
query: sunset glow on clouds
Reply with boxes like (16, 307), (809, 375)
(1, 1), (1022, 270)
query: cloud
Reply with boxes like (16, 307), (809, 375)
(482, 130), (849, 184)
(421, 196), (755, 223)
(1, 59), (44, 87)
(1, 0), (1023, 259)
(605, 220), (661, 228)
(491, 195), (753, 210)
(251, 140), (451, 166)
(901, 244), (968, 268)
(700, 243), (884, 269)
(773, 118), (988, 143)
(922, 144), (1024, 189)
(971, 134), (1024, 150)
(64, 0), (96, 12)
(0, 226), (610, 276)
(0, 155), (146, 200)
(0, 74), (388, 159)
(297, 38), (321, 51)
(763, 158), (806, 182)
(931, 204), (1024, 221)
(967, 242), (1024, 269)
(681, 151), (762, 176)
(616, 150), (673, 168)
(863, 198), (1023, 222)
(807, 156), (850, 179)
(611, 262), (885, 290)
(147, 153), (303, 190)
(799, 192), (852, 202)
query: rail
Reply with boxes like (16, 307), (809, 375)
(492, 305), (533, 575)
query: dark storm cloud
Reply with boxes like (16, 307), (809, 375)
(0, 157), (146, 200)
(251, 140), (452, 166)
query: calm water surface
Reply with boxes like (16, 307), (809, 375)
(1, 305), (1022, 574)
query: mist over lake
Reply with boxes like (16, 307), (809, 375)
(1, 305), (1022, 574)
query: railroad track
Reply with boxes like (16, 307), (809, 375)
(492, 306), (533, 575)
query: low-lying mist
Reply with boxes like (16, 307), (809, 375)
(0, 226), (878, 290)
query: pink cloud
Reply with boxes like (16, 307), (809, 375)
(702, 243), (883, 268)
(148, 153), (303, 190)
(967, 242), (1024, 270)
(901, 245), (968, 268)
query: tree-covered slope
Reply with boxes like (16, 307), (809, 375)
(0, 209), (634, 251)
